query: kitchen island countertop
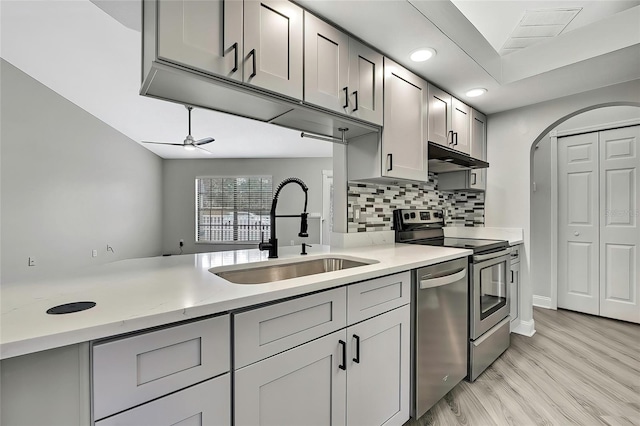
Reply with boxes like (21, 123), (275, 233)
(1, 243), (471, 360)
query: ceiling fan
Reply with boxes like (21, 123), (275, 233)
(143, 105), (214, 153)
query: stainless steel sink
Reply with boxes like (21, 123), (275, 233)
(211, 256), (375, 284)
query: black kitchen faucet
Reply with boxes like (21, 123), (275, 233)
(259, 177), (309, 258)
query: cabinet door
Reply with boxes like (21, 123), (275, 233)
(469, 168), (486, 191)
(382, 58), (428, 181)
(510, 261), (520, 323)
(96, 375), (230, 426)
(244, 0), (303, 100)
(235, 329), (347, 426)
(304, 13), (349, 114)
(348, 39), (383, 125)
(157, 0), (242, 81)
(470, 109), (487, 160)
(451, 98), (471, 155)
(427, 84), (452, 147)
(346, 305), (410, 426)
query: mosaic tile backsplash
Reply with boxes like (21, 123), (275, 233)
(347, 173), (484, 232)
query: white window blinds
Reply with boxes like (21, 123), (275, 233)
(196, 176), (272, 242)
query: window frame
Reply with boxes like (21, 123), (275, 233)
(194, 175), (273, 245)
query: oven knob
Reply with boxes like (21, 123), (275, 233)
(410, 212), (416, 219)
(404, 213), (410, 220)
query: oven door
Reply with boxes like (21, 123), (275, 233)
(470, 251), (511, 340)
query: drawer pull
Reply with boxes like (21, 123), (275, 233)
(353, 334), (360, 364)
(338, 340), (346, 370)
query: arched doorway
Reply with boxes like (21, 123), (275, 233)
(529, 104), (640, 320)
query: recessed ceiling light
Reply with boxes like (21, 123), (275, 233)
(410, 48), (436, 62)
(466, 88), (487, 98)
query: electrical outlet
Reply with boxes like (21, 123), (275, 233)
(92, 249), (98, 258)
(28, 257), (36, 267)
(353, 204), (361, 220)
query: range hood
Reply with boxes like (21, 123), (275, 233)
(428, 142), (489, 173)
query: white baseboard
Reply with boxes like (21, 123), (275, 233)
(533, 295), (553, 309)
(512, 319), (536, 337)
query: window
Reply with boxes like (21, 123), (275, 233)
(196, 176), (272, 243)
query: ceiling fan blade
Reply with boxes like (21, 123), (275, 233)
(142, 141), (185, 147)
(194, 137), (215, 146)
(195, 145), (212, 154)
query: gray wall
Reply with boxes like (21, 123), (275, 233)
(1, 60), (164, 283)
(531, 135), (552, 298)
(162, 158), (332, 254)
(531, 105), (640, 300)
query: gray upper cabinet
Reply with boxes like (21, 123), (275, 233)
(304, 13), (349, 114)
(451, 98), (471, 155)
(471, 109), (487, 161)
(348, 39), (383, 126)
(382, 58), (429, 181)
(304, 14), (383, 126)
(157, 0), (243, 81)
(244, 0), (303, 100)
(427, 84), (471, 155)
(427, 84), (452, 147)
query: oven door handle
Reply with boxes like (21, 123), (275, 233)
(473, 248), (512, 263)
(420, 268), (466, 289)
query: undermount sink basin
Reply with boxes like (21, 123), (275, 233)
(211, 256), (377, 284)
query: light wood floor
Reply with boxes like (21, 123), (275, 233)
(406, 308), (640, 426)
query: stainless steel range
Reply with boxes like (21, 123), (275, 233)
(394, 209), (512, 388)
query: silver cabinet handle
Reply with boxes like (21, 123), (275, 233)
(473, 248), (512, 262)
(420, 268), (466, 289)
(574, 232), (580, 236)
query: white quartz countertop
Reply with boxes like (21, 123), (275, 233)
(0, 244), (471, 360)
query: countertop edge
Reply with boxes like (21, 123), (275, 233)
(1, 248), (471, 360)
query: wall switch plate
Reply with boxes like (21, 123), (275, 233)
(92, 249), (98, 257)
(28, 257), (36, 267)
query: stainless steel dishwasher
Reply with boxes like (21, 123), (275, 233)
(412, 257), (468, 419)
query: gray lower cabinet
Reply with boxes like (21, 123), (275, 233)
(0, 343), (91, 426)
(96, 374), (230, 426)
(235, 329), (348, 426)
(510, 246), (521, 326)
(92, 315), (230, 423)
(346, 305), (410, 426)
(233, 272), (411, 426)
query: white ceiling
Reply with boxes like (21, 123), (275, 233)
(451, 1), (640, 55)
(1, 0), (639, 160)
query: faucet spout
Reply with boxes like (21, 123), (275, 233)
(259, 177), (309, 259)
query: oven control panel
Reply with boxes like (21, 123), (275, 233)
(395, 209), (444, 226)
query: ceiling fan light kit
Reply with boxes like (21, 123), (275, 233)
(142, 105), (214, 153)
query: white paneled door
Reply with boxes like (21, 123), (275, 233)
(558, 132), (600, 315)
(598, 126), (640, 323)
(558, 125), (640, 323)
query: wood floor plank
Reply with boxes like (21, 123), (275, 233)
(404, 308), (640, 426)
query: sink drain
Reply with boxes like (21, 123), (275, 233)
(46, 301), (96, 315)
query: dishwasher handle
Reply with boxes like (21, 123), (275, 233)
(419, 268), (466, 290)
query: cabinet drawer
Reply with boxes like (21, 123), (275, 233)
(96, 373), (230, 426)
(93, 315), (230, 420)
(234, 287), (347, 369)
(347, 272), (410, 325)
